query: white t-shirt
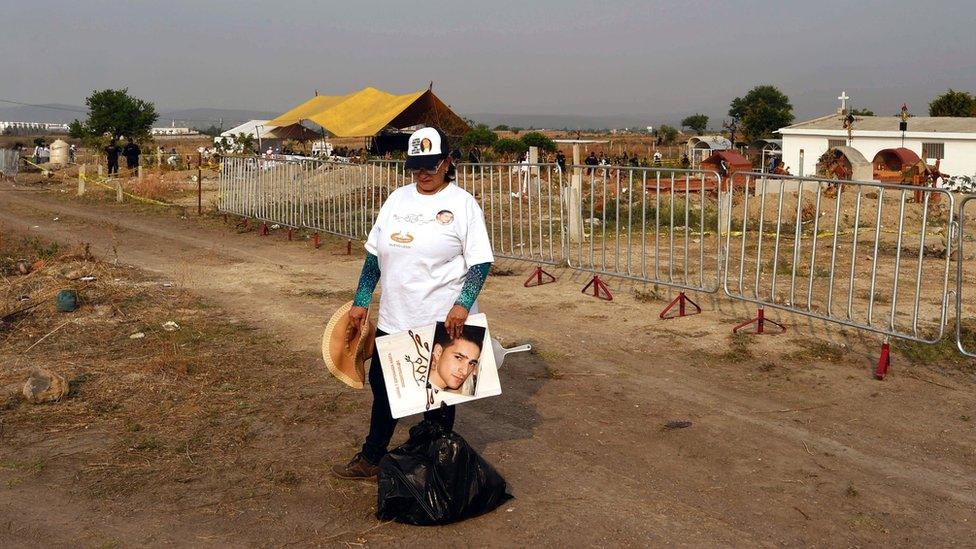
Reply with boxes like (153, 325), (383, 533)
(365, 183), (494, 333)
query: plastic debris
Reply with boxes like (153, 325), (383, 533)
(129, 332), (146, 339)
(161, 321), (180, 331)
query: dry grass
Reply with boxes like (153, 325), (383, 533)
(0, 233), (343, 501)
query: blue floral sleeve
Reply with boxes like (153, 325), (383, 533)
(455, 262), (491, 310)
(353, 253), (380, 307)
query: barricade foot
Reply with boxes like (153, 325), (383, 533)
(287, 228), (293, 241)
(659, 291), (701, 320)
(874, 340), (891, 380)
(312, 233), (321, 249)
(333, 239), (352, 255)
(732, 307), (785, 334)
(581, 275), (613, 301)
(259, 222), (269, 236)
(524, 266), (556, 288)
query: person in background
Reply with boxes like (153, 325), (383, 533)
(555, 150), (566, 172)
(105, 139), (122, 174)
(32, 142), (42, 165)
(69, 144), (76, 163)
(584, 151), (598, 174)
(123, 138), (141, 172)
(680, 152), (690, 169)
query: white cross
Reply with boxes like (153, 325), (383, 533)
(838, 91), (850, 112)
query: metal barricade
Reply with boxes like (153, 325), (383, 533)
(251, 157), (304, 228)
(564, 165), (724, 292)
(302, 159), (370, 240)
(218, 156), (258, 218)
(956, 195), (976, 356)
(456, 163), (565, 265)
(0, 149), (19, 176)
(724, 172), (954, 344)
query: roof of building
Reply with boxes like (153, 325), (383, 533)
(221, 119), (277, 138)
(781, 113), (976, 133)
(267, 87), (469, 138)
(687, 135), (731, 150)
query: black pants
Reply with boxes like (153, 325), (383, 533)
(107, 158), (119, 174)
(361, 329), (455, 464)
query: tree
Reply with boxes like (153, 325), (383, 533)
(194, 124), (223, 137)
(493, 124), (510, 131)
(929, 89), (976, 117)
(850, 108), (875, 116)
(728, 85), (794, 142)
(658, 124), (679, 145)
(460, 124), (498, 155)
(68, 88), (158, 143)
(492, 137), (528, 159)
(519, 131), (557, 152)
(680, 114), (709, 135)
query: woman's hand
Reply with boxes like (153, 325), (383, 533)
(444, 305), (469, 340)
(345, 306), (368, 343)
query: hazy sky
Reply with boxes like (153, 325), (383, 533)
(3, 0), (975, 122)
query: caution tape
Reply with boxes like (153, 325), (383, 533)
(80, 173), (179, 208)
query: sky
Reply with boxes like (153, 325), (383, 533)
(2, 0), (975, 124)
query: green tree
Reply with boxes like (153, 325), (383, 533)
(728, 85), (794, 141)
(460, 124), (498, 155)
(850, 108), (875, 116)
(680, 114), (709, 135)
(493, 124), (510, 131)
(68, 88), (158, 143)
(519, 131), (557, 152)
(658, 124), (679, 145)
(928, 89), (976, 117)
(493, 137), (528, 159)
(194, 124), (223, 137)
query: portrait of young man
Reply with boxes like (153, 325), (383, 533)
(427, 322), (486, 397)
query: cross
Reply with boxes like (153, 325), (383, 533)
(837, 91), (850, 113)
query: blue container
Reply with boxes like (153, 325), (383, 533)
(56, 289), (78, 312)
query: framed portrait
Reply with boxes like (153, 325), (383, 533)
(375, 313), (501, 419)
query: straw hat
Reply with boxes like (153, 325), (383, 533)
(322, 301), (376, 389)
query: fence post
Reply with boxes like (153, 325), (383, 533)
(569, 143), (582, 243)
(78, 164), (86, 196)
(138, 165), (143, 182)
(197, 152), (202, 215)
(97, 164), (103, 177)
(116, 179), (123, 203)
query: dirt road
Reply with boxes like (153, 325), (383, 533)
(1, 183), (974, 547)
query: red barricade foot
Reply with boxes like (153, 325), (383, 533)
(659, 291), (702, 319)
(287, 228), (293, 241)
(524, 266), (556, 288)
(581, 275), (613, 301)
(259, 222), (269, 236)
(732, 307), (786, 334)
(312, 233), (321, 249)
(874, 341), (891, 380)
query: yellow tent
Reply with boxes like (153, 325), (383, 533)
(266, 87), (469, 139)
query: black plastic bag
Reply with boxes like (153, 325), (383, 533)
(377, 420), (512, 525)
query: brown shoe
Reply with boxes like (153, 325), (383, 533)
(331, 453), (379, 480)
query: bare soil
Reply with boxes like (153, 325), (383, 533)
(1, 178), (975, 547)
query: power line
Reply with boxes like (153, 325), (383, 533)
(0, 98), (88, 113)
(0, 97), (251, 126)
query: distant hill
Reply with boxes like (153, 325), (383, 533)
(1, 103), (686, 133)
(0, 104), (279, 130)
(465, 112), (679, 131)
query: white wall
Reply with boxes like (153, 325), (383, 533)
(781, 133), (976, 180)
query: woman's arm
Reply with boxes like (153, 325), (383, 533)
(352, 253), (380, 308)
(455, 262), (492, 311)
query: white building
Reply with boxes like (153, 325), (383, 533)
(217, 119), (282, 152)
(0, 121), (69, 135)
(151, 126), (199, 136)
(779, 114), (976, 179)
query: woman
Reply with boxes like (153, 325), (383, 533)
(332, 127), (494, 479)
